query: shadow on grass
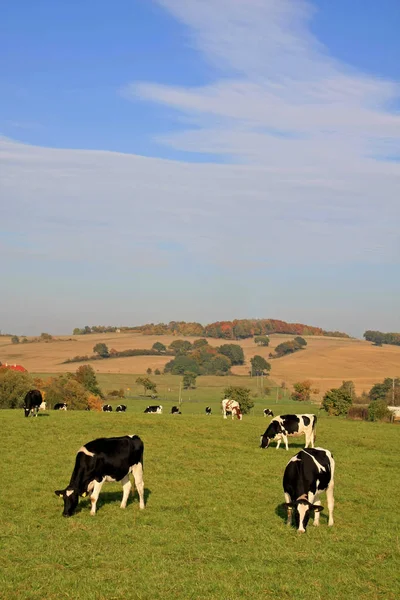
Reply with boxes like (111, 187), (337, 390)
(80, 487), (152, 513)
(274, 503), (329, 529)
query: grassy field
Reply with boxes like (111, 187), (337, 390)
(1, 396), (399, 600)
(2, 331), (400, 395)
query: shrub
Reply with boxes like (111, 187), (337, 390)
(44, 375), (89, 410)
(11, 335), (20, 344)
(0, 368), (32, 408)
(368, 400), (391, 422)
(107, 389), (125, 398)
(322, 388), (352, 416)
(294, 336), (307, 347)
(87, 395), (103, 411)
(222, 386), (254, 414)
(291, 380), (318, 402)
(154, 369), (161, 375)
(347, 406), (369, 420)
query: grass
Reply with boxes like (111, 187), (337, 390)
(2, 331), (400, 395)
(1, 395), (399, 600)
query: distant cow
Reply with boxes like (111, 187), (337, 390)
(263, 408), (274, 417)
(260, 414), (317, 450)
(205, 407), (212, 416)
(54, 435), (145, 517)
(144, 405), (162, 414)
(222, 398), (242, 420)
(23, 390), (43, 417)
(283, 447), (335, 532)
(54, 403), (67, 411)
(116, 405), (127, 412)
(102, 404), (113, 412)
(171, 406), (181, 415)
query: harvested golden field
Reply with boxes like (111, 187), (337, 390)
(1, 332), (399, 395)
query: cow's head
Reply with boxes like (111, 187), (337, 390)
(285, 499), (324, 532)
(260, 421), (280, 448)
(54, 488), (80, 517)
(235, 408), (243, 420)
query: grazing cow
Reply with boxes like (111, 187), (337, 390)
(222, 398), (243, 420)
(283, 447), (335, 532)
(54, 402), (67, 411)
(23, 390), (43, 417)
(171, 406), (181, 415)
(39, 401), (47, 411)
(144, 405), (163, 414)
(263, 408), (274, 417)
(260, 414), (317, 450)
(54, 435), (145, 517)
(116, 405), (127, 412)
(205, 406), (212, 416)
(102, 404), (113, 412)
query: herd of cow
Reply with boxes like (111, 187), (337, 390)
(23, 389), (334, 532)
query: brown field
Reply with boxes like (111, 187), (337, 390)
(1, 332), (400, 395)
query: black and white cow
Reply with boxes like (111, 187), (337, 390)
(283, 447), (335, 532)
(102, 404), (113, 412)
(205, 406), (212, 416)
(54, 402), (67, 411)
(171, 406), (181, 414)
(55, 435), (145, 517)
(144, 405), (163, 414)
(222, 398), (243, 420)
(23, 390), (43, 417)
(260, 414), (317, 450)
(263, 408), (274, 417)
(116, 405), (127, 412)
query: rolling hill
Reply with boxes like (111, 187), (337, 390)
(1, 332), (400, 396)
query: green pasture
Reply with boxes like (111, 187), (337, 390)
(0, 380), (399, 599)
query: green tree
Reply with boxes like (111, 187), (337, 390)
(294, 336), (307, 347)
(254, 335), (270, 346)
(164, 356), (201, 375)
(322, 388), (352, 416)
(0, 368), (32, 408)
(146, 368), (152, 375)
(152, 342), (167, 353)
(250, 355), (271, 375)
(339, 380), (355, 399)
(222, 386), (254, 414)
(21, 337), (28, 343)
(217, 344), (244, 365)
(40, 332), (53, 341)
(74, 364), (103, 397)
(73, 328), (82, 335)
(192, 338), (209, 349)
(209, 354), (231, 374)
(93, 343), (109, 358)
(169, 340), (192, 355)
(11, 336), (20, 344)
(183, 372), (197, 389)
(136, 376), (157, 396)
(154, 369), (161, 375)
(369, 378), (400, 402)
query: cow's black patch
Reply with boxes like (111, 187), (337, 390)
(302, 416), (310, 426)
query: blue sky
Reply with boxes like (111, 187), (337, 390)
(1, 0), (400, 336)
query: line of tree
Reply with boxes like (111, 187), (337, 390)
(73, 319), (349, 340)
(364, 330), (400, 347)
(270, 336), (307, 359)
(73, 325), (118, 335)
(64, 342), (174, 364)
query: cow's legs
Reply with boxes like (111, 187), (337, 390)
(326, 483), (334, 527)
(120, 475), (132, 509)
(90, 480), (105, 515)
(313, 497), (322, 526)
(283, 434), (289, 451)
(131, 463), (145, 509)
(284, 493), (292, 527)
(223, 409), (227, 419)
(276, 437), (281, 450)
